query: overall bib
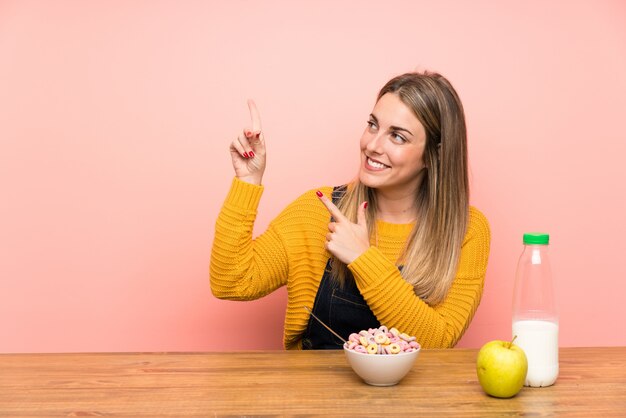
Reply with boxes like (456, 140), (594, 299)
(301, 187), (380, 349)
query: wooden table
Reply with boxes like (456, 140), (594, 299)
(1, 347), (625, 416)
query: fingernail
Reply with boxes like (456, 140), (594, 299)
(245, 130), (252, 138)
(249, 151), (255, 158)
(254, 132), (260, 139)
(364, 202), (368, 209)
(316, 191), (323, 197)
(243, 152), (249, 158)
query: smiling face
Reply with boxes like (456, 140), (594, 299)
(358, 93), (428, 196)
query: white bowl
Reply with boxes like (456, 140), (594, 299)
(343, 345), (420, 386)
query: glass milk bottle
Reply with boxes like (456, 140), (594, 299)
(512, 233), (558, 387)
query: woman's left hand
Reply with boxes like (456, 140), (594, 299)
(317, 191), (370, 264)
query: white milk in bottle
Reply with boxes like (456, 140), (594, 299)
(512, 319), (559, 386)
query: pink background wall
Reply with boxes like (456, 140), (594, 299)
(1, 0), (625, 353)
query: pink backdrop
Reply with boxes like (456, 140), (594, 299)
(1, 0), (625, 353)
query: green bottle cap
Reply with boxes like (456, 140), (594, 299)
(523, 233), (549, 245)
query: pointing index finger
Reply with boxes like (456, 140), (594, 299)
(247, 99), (262, 133)
(316, 191), (346, 222)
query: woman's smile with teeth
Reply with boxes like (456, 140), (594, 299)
(367, 157), (389, 170)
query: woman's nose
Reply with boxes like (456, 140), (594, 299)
(365, 133), (384, 153)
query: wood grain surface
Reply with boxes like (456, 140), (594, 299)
(1, 347), (625, 416)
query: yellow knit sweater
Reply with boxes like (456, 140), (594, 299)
(210, 177), (491, 349)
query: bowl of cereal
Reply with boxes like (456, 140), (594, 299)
(343, 326), (421, 386)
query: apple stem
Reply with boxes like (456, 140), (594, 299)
(509, 335), (518, 349)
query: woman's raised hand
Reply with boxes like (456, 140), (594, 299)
(230, 99), (266, 185)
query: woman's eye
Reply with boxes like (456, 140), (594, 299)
(391, 132), (406, 143)
(367, 121), (377, 130)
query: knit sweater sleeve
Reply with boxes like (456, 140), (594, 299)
(210, 177), (289, 300)
(347, 207), (491, 348)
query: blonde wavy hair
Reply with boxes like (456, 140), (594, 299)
(331, 71), (469, 306)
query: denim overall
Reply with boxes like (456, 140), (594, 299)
(301, 186), (380, 349)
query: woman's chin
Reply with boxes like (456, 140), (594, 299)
(359, 171), (382, 189)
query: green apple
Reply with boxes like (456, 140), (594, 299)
(476, 337), (528, 398)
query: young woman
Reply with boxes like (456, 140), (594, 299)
(210, 71), (490, 349)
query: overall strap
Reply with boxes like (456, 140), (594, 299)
(330, 185), (347, 221)
(331, 185), (347, 205)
